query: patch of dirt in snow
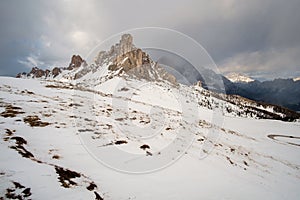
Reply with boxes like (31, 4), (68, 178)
(1, 129), (103, 199)
(0, 181), (32, 200)
(0, 104), (25, 118)
(115, 140), (128, 145)
(55, 166), (81, 188)
(23, 115), (50, 127)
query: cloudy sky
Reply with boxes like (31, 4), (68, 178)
(0, 0), (300, 80)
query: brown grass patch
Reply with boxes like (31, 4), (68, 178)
(115, 140), (128, 145)
(140, 144), (150, 150)
(23, 115), (50, 127)
(0, 105), (24, 118)
(55, 166), (81, 188)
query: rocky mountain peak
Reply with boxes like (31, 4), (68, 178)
(29, 67), (50, 78)
(108, 48), (177, 85)
(91, 34), (177, 84)
(293, 76), (300, 82)
(16, 67), (50, 78)
(67, 55), (86, 70)
(108, 48), (150, 72)
(16, 54), (86, 79)
(225, 72), (254, 83)
(94, 34), (136, 66)
(119, 34), (134, 55)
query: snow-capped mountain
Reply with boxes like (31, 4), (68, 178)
(1, 34), (300, 199)
(293, 76), (300, 82)
(225, 72), (255, 83)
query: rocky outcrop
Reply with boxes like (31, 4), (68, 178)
(16, 67), (61, 79)
(16, 54), (86, 79)
(108, 47), (177, 85)
(94, 34), (136, 66)
(16, 67), (49, 78)
(16, 72), (27, 78)
(109, 49), (150, 72)
(28, 67), (47, 78)
(52, 67), (61, 78)
(67, 55), (86, 70)
(195, 81), (202, 88)
(119, 34), (134, 55)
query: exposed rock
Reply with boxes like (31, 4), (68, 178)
(119, 34), (134, 55)
(67, 55), (86, 70)
(195, 81), (202, 88)
(16, 72), (26, 78)
(20, 67), (52, 79)
(45, 69), (50, 77)
(52, 67), (61, 78)
(95, 51), (107, 65)
(113, 49), (149, 72)
(94, 34), (136, 66)
(28, 67), (46, 78)
(55, 166), (81, 188)
(108, 47), (177, 85)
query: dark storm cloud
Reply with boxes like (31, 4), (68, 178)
(175, 0), (300, 79)
(0, 0), (299, 79)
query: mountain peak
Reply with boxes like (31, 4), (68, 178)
(92, 34), (177, 85)
(94, 34), (136, 66)
(108, 48), (177, 84)
(119, 34), (134, 55)
(67, 55), (87, 70)
(293, 76), (300, 82)
(109, 48), (149, 72)
(225, 72), (254, 83)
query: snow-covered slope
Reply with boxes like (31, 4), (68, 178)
(2, 34), (300, 199)
(1, 75), (300, 199)
(225, 72), (255, 83)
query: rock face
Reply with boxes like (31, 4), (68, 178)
(108, 47), (177, 85)
(195, 81), (202, 88)
(119, 34), (134, 55)
(91, 34), (178, 85)
(16, 72), (27, 78)
(67, 55), (86, 70)
(52, 67), (61, 78)
(16, 54), (86, 79)
(110, 49), (150, 72)
(28, 67), (47, 78)
(16, 67), (49, 78)
(94, 34), (136, 66)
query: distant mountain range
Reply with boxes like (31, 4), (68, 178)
(160, 63), (300, 112)
(293, 77), (300, 82)
(225, 72), (254, 83)
(220, 73), (300, 112)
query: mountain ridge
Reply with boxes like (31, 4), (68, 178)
(14, 34), (300, 119)
(225, 72), (254, 83)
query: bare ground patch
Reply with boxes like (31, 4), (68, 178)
(23, 115), (50, 127)
(1, 181), (32, 200)
(0, 105), (24, 118)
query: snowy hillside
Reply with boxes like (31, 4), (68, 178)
(1, 75), (300, 199)
(1, 34), (300, 199)
(225, 72), (255, 83)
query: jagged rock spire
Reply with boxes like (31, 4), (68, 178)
(94, 34), (136, 66)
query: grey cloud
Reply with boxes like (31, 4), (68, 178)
(0, 0), (299, 80)
(176, 0), (300, 79)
